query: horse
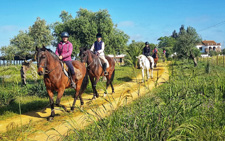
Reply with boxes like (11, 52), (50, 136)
(136, 55), (154, 82)
(36, 46), (88, 121)
(152, 52), (158, 68)
(79, 48), (115, 99)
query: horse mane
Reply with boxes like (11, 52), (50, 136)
(40, 47), (60, 61)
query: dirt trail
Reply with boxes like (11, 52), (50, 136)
(0, 63), (169, 140)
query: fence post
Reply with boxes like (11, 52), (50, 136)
(223, 55), (224, 67)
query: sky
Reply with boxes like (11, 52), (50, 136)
(0, 0), (225, 55)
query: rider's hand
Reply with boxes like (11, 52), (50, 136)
(59, 56), (63, 60)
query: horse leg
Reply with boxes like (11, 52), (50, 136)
(147, 68), (150, 80)
(55, 89), (67, 111)
(142, 68), (144, 82)
(110, 81), (114, 94)
(47, 89), (55, 121)
(90, 77), (97, 99)
(71, 81), (83, 111)
(94, 77), (100, 98)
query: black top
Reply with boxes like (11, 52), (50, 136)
(143, 47), (151, 56)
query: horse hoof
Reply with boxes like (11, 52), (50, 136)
(92, 97), (96, 100)
(47, 116), (54, 121)
(80, 105), (84, 110)
(103, 93), (107, 97)
(112, 91), (115, 94)
(71, 107), (75, 112)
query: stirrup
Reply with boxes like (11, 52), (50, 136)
(71, 81), (76, 89)
(104, 71), (108, 76)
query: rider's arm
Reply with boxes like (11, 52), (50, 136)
(97, 42), (104, 54)
(62, 43), (73, 58)
(90, 43), (94, 52)
(55, 44), (59, 56)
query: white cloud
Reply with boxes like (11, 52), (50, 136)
(118, 21), (135, 28)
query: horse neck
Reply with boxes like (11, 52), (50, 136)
(87, 51), (96, 66)
(45, 51), (62, 76)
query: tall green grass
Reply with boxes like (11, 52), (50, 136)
(65, 60), (225, 140)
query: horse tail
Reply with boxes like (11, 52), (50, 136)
(110, 69), (115, 82)
(79, 69), (89, 95)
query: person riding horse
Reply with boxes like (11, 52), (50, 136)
(143, 42), (153, 68)
(152, 47), (158, 58)
(90, 33), (108, 75)
(55, 32), (76, 88)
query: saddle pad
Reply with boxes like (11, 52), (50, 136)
(62, 62), (83, 80)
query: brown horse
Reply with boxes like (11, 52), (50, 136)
(153, 52), (159, 68)
(36, 46), (88, 121)
(79, 48), (115, 99)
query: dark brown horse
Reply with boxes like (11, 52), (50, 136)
(36, 46), (88, 121)
(79, 48), (115, 99)
(153, 52), (159, 68)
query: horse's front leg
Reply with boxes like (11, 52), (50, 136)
(151, 68), (153, 78)
(47, 89), (55, 121)
(55, 88), (67, 111)
(90, 76), (97, 99)
(142, 68), (145, 82)
(71, 81), (82, 111)
(147, 68), (150, 80)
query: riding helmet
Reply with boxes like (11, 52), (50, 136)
(61, 32), (69, 38)
(96, 33), (102, 38)
(145, 42), (149, 45)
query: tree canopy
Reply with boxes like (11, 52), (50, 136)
(174, 25), (202, 66)
(53, 8), (129, 57)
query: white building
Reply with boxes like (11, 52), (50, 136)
(196, 40), (221, 54)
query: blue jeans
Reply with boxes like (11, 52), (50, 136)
(64, 61), (75, 75)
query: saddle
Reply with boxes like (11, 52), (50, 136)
(97, 57), (109, 68)
(61, 62), (83, 80)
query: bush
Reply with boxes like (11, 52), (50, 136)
(26, 80), (48, 97)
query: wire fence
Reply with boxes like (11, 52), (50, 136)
(197, 55), (225, 67)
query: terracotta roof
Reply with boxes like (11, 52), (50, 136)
(202, 40), (217, 46)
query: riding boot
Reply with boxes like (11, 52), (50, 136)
(70, 74), (76, 89)
(103, 63), (108, 76)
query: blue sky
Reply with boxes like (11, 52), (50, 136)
(1, 0), (225, 55)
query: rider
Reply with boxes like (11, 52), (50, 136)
(90, 33), (108, 75)
(55, 32), (76, 88)
(143, 42), (152, 68)
(152, 47), (158, 58)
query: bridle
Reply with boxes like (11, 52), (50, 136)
(37, 51), (60, 75)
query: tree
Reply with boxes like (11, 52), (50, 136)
(158, 36), (176, 48)
(174, 26), (202, 66)
(171, 30), (178, 39)
(29, 17), (53, 48)
(125, 40), (144, 68)
(1, 17), (53, 60)
(53, 9), (129, 58)
(59, 10), (73, 23)
(10, 30), (35, 59)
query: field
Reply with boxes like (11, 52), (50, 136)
(0, 59), (225, 140)
(65, 60), (225, 140)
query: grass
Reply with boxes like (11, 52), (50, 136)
(0, 64), (141, 120)
(64, 60), (225, 140)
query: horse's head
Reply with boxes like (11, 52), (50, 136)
(136, 55), (144, 62)
(36, 46), (48, 75)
